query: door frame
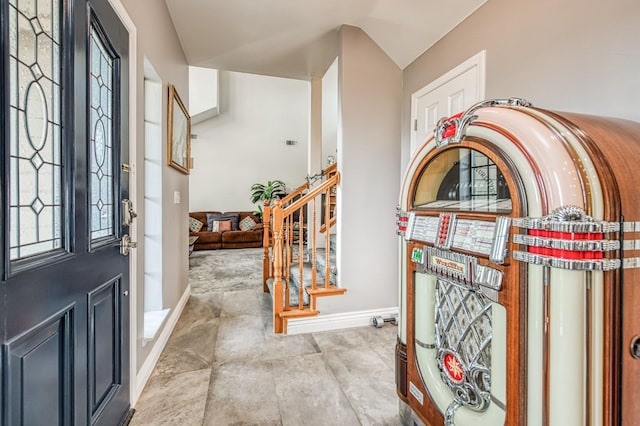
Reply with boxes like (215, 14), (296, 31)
(410, 50), (486, 154)
(105, 0), (139, 407)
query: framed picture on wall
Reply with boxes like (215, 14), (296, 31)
(168, 84), (191, 174)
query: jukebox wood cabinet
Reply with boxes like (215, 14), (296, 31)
(396, 99), (640, 425)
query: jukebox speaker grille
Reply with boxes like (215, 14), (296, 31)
(435, 278), (493, 423)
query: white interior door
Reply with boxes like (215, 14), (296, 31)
(410, 51), (486, 155)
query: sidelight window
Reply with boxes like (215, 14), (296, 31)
(9, 0), (63, 260)
(89, 24), (116, 243)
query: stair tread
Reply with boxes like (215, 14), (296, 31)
(269, 244), (340, 307)
(287, 263), (315, 305)
(278, 308), (320, 319)
(305, 285), (347, 297)
(309, 249), (337, 286)
(266, 276), (310, 308)
(313, 248), (336, 271)
(289, 263), (336, 292)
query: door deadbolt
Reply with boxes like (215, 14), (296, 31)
(122, 198), (138, 226)
(120, 234), (137, 256)
(631, 336), (640, 360)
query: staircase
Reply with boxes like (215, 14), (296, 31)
(262, 164), (345, 334)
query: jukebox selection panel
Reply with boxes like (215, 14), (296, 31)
(405, 212), (499, 257)
(401, 211), (510, 293)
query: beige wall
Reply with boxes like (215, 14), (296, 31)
(402, 0), (640, 169)
(120, 0), (190, 372)
(189, 71), (309, 212)
(328, 25), (402, 314)
(322, 58), (339, 165)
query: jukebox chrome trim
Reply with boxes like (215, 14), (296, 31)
(434, 278), (494, 423)
(420, 247), (503, 293)
(435, 98), (532, 148)
(474, 265), (503, 291)
(397, 208), (410, 236)
(489, 216), (511, 264)
(623, 221), (640, 232)
(513, 234), (620, 252)
(512, 218), (620, 233)
(623, 240), (640, 251)
(513, 206), (622, 271)
(424, 247), (475, 284)
(512, 251), (621, 271)
(623, 258), (640, 269)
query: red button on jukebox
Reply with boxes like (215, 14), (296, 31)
(436, 213), (455, 248)
(443, 352), (465, 383)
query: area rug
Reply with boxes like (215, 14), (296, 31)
(188, 248), (264, 294)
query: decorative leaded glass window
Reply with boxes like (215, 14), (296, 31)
(9, 0), (63, 260)
(89, 25), (116, 242)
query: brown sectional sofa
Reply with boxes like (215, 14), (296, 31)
(189, 211), (264, 250)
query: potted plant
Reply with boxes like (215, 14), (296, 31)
(250, 180), (287, 218)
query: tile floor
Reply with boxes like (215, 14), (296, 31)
(131, 287), (401, 425)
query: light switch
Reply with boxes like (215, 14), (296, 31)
(174, 191), (181, 204)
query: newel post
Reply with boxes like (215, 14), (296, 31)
(262, 200), (271, 292)
(271, 200), (285, 333)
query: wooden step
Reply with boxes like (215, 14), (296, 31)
(278, 308), (320, 319)
(305, 285), (347, 297)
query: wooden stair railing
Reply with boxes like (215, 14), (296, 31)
(322, 163), (337, 226)
(318, 216), (336, 234)
(263, 165), (344, 334)
(262, 163), (337, 288)
(262, 179), (310, 291)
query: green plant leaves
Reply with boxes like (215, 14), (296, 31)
(250, 180), (287, 204)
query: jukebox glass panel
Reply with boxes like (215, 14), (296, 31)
(413, 148), (512, 213)
(435, 278), (492, 413)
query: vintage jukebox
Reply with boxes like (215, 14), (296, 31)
(396, 99), (640, 425)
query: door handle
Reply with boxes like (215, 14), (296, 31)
(120, 234), (137, 256)
(122, 198), (138, 226)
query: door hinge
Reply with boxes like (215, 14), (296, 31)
(122, 163), (132, 173)
(414, 119), (418, 131)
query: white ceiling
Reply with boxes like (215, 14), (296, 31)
(164, 0), (487, 80)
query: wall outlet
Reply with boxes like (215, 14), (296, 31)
(174, 191), (181, 204)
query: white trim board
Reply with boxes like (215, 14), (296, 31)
(106, 0), (139, 408)
(133, 285), (190, 405)
(286, 307), (398, 335)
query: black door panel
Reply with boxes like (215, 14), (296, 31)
(1, 0), (130, 424)
(5, 306), (73, 425)
(88, 276), (122, 423)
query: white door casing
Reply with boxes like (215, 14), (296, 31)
(410, 51), (486, 155)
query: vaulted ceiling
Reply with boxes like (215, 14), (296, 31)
(164, 0), (487, 80)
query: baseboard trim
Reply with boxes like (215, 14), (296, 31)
(286, 307), (398, 335)
(133, 284), (190, 403)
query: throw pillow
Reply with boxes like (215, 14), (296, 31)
(216, 220), (232, 232)
(206, 213), (240, 231)
(188, 217), (204, 232)
(239, 216), (257, 231)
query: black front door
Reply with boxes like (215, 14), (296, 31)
(1, 0), (131, 424)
